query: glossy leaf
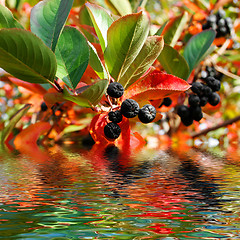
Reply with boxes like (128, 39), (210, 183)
(30, 0), (74, 52)
(0, 29), (57, 84)
(161, 12), (188, 47)
(55, 26), (89, 89)
(105, 0), (132, 16)
(0, 4), (24, 29)
(88, 42), (108, 79)
(63, 80), (108, 107)
(120, 36), (164, 89)
(183, 29), (216, 74)
(85, 2), (113, 51)
(1, 104), (31, 145)
(124, 70), (190, 103)
(158, 44), (189, 80)
(104, 11), (150, 82)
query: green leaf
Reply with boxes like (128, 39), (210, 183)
(1, 104), (31, 145)
(30, 0), (74, 52)
(162, 12), (188, 47)
(121, 36), (164, 89)
(105, 0), (132, 16)
(0, 29), (57, 83)
(154, 21), (168, 36)
(158, 43), (189, 80)
(183, 29), (216, 74)
(85, 2), (113, 51)
(0, 4), (24, 29)
(104, 11), (150, 82)
(63, 80), (108, 107)
(88, 42), (108, 79)
(55, 26), (89, 89)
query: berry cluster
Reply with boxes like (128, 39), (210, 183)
(177, 70), (222, 126)
(104, 82), (157, 140)
(202, 9), (233, 38)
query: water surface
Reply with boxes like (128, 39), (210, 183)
(0, 144), (240, 239)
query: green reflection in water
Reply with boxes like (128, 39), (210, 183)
(0, 146), (240, 239)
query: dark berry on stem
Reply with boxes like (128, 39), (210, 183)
(200, 96), (208, 107)
(191, 82), (203, 95)
(104, 122), (121, 139)
(208, 92), (220, 106)
(188, 94), (200, 107)
(202, 85), (213, 97)
(181, 116), (194, 126)
(190, 105), (203, 121)
(138, 104), (156, 124)
(107, 82), (124, 98)
(108, 110), (123, 123)
(205, 76), (221, 92)
(121, 99), (139, 118)
(41, 102), (48, 111)
(162, 97), (172, 107)
(177, 105), (189, 118)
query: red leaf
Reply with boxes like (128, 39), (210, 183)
(123, 70), (190, 103)
(8, 77), (47, 95)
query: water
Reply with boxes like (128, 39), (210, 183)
(0, 143), (240, 239)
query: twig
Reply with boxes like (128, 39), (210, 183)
(214, 65), (240, 81)
(191, 115), (240, 138)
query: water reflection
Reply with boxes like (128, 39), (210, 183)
(0, 144), (240, 239)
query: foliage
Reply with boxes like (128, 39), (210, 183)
(0, 0), (239, 151)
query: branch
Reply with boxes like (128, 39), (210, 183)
(191, 115), (240, 138)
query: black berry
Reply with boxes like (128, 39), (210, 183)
(205, 76), (221, 92)
(138, 104), (156, 123)
(121, 99), (139, 118)
(107, 82), (124, 98)
(188, 94), (200, 107)
(200, 96), (208, 107)
(40, 102), (48, 111)
(191, 82), (203, 95)
(108, 110), (123, 123)
(104, 122), (121, 139)
(208, 92), (220, 106)
(181, 116), (194, 126)
(162, 97), (172, 107)
(190, 105), (203, 121)
(177, 105), (189, 118)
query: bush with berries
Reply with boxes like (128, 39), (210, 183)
(0, 0), (239, 150)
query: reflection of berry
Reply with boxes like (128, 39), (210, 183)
(208, 92), (220, 106)
(104, 122), (121, 139)
(121, 99), (139, 118)
(107, 82), (124, 98)
(138, 104), (156, 123)
(40, 102), (48, 111)
(108, 110), (123, 123)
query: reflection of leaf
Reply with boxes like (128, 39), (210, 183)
(63, 80), (108, 107)
(55, 26), (89, 89)
(30, 0), (74, 52)
(85, 2), (113, 51)
(158, 44), (189, 80)
(183, 29), (216, 74)
(104, 12), (149, 82)
(161, 12), (188, 47)
(0, 4), (24, 29)
(1, 104), (31, 145)
(120, 36), (164, 89)
(0, 29), (57, 84)
(124, 70), (190, 102)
